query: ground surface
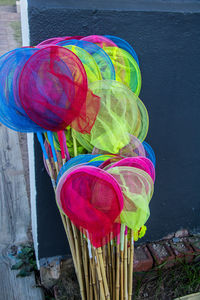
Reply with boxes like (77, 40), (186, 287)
(52, 256), (200, 300)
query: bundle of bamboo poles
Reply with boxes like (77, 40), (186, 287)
(42, 135), (135, 300)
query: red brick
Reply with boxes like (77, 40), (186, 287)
(188, 236), (200, 253)
(133, 246), (153, 272)
(147, 242), (175, 268)
(168, 238), (194, 263)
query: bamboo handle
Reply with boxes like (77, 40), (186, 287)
(107, 242), (112, 297)
(116, 243), (120, 300)
(72, 224), (86, 300)
(128, 230), (134, 300)
(89, 266), (93, 300)
(62, 214), (78, 272)
(54, 161), (59, 177)
(81, 235), (90, 300)
(124, 234), (128, 300)
(94, 248), (106, 300)
(90, 256), (98, 300)
(97, 248), (111, 300)
(120, 250), (124, 300)
(111, 243), (115, 300)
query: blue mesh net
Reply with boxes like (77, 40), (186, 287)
(57, 154), (101, 184)
(142, 141), (156, 167)
(0, 47), (43, 132)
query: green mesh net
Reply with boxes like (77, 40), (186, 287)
(103, 47), (142, 96)
(74, 80), (149, 153)
(107, 166), (154, 231)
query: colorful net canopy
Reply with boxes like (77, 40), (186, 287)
(56, 166), (124, 247)
(74, 80), (149, 153)
(0, 34), (156, 251)
(19, 45), (100, 133)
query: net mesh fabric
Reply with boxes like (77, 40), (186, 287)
(37, 37), (65, 47)
(70, 88), (100, 134)
(57, 154), (101, 184)
(107, 156), (155, 182)
(143, 141), (156, 167)
(74, 80), (148, 153)
(0, 48), (43, 132)
(57, 39), (115, 80)
(137, 157), (156, 182)
(37, 36), (84, 47)
(107, 166), (154, 231)
(134, 97), (149, 142)
(63, 45), (102, 83)
(105, 35), (140, 66)
(89, 154), (116, 163)
(56, 166), (123, 247)
(98, 156), (123, 170)
(19, 46), (100, 132)
(92, 134), (146, 157)
(103, 47), (141, 96)
(81, 35), (117, 48)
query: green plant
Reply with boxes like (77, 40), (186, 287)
(11, 245), (37, 277)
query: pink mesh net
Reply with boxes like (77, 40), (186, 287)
(81, 35), (117, 48)
(107, 157), (155, 182)
(56, 166), (124, 247)
(37, 37), (64, 47)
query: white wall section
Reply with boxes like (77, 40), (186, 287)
(20, 0), (39, 268)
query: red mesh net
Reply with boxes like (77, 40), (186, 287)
(70, 88), (100, 134)
(19, 46), (99, 132)
(56, 166), (123, 247)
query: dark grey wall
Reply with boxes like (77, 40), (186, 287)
(28, 0), (200, 260)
